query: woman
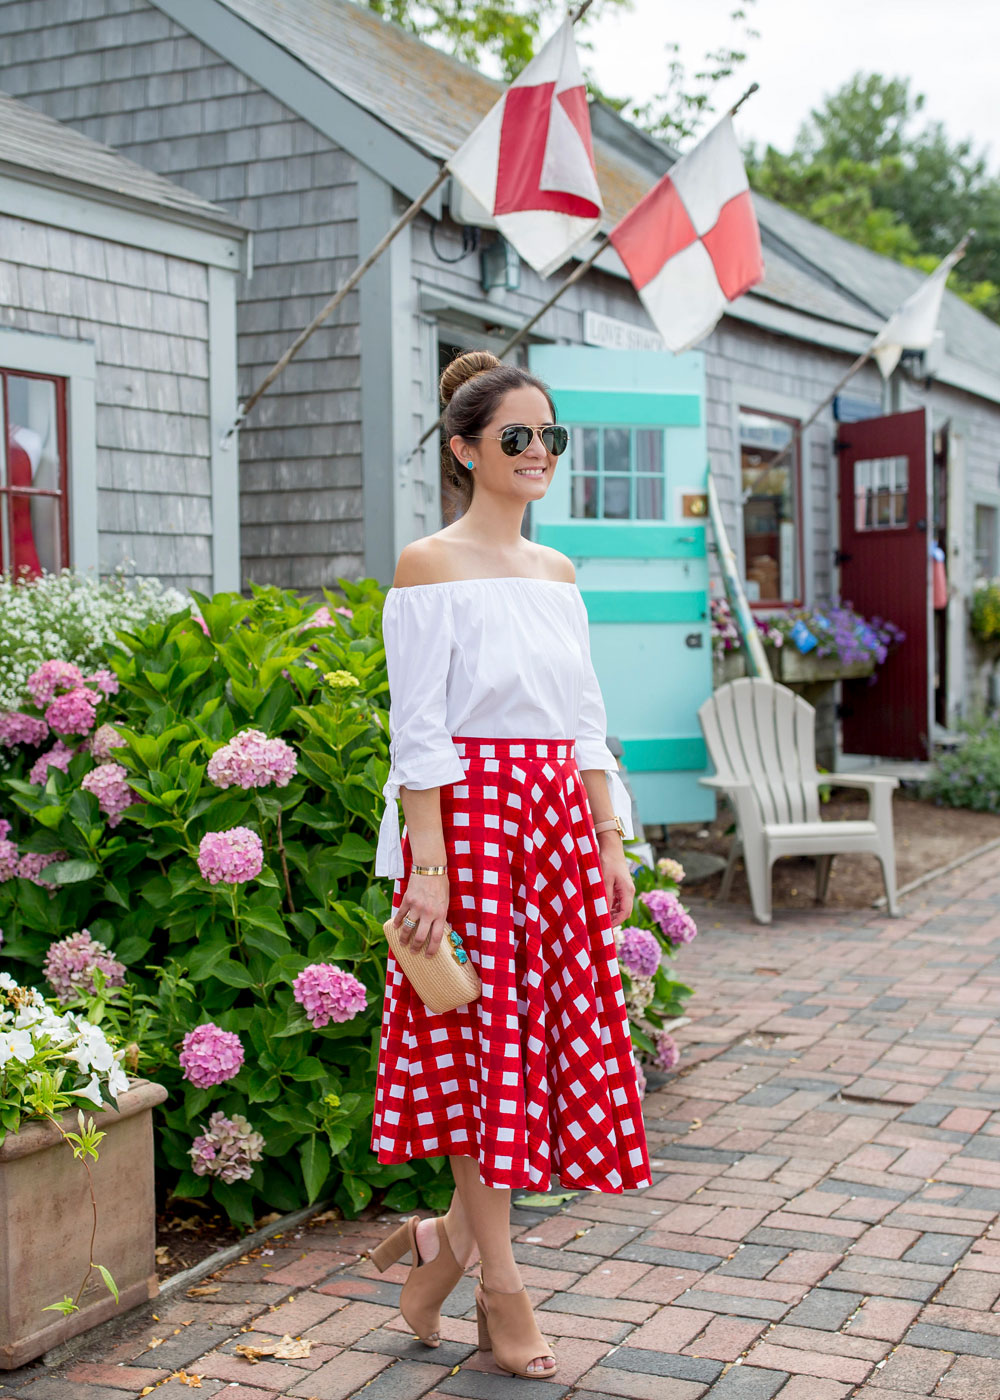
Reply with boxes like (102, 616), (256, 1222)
(369, 350), (651, 1380)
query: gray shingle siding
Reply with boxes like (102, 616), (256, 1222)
(0, 0), (363, 593)
(0, 210), (214, 589)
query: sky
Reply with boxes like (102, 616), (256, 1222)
(578, 0), (1000, 163)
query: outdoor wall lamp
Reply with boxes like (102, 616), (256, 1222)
(481, 236), (521, 294)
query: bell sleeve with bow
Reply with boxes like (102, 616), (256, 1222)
(375, 587), (468, 878)
(570, 588), (635, 841)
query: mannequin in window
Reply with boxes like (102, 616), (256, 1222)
(7, 424), (43, 578)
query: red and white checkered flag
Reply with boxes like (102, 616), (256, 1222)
(610, 115), (764, 352)
(447, 19), (603, 278)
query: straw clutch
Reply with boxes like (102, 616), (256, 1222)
(382, 916), (481, 1015)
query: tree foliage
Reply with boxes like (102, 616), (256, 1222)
(364, 0), (756, 145)
(747, 73), (1000, 322)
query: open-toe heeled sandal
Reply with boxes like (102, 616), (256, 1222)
(475, 1275), (557, 1379)
(367, 1216), (466, 1347)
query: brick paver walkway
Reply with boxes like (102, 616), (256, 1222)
(5, 849), (1000, 1400)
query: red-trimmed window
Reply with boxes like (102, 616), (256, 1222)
(739, 406), (802, 607)
(1, 369), (69, 577)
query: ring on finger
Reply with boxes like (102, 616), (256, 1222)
(402, 915), (417, 928)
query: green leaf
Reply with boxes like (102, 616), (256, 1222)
(46, 859), (100, 885)
(300, 1136), (331, 1204)
(95, 1264), (120, 1304)
(212, 957), (258, 989)
(513, 1191), (579, 1208)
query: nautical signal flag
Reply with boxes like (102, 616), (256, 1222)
(610, 115), (765, 352)
(447, 18), (603, 279)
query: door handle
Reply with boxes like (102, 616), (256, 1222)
(916, 518), (927, 531)
(835, 550), (852, 565)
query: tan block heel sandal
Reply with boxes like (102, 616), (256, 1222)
(367, 1215), (467, 1347)
(475, 1275), (558, 1379)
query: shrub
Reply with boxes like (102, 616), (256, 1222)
(0, 580), (696, 1222)
(970, 579), (1000, 644)
(922, 719), (1000, 814)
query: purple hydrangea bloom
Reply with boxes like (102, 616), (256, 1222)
(189, 1111), (265, 1184)
(45, 687), (100, 736)
(178, 1023), (245, 1087)
(27, 660), (84, 707)
(639, 889), (698, 945)
(293, 963), (367, 1028)
(655, 1032), (680, 1071)
(86, 669), (119, 697)
(0, 834), (20, 882)
(43, 929), (126, 1002)
(197, 827), (264, 885)
(81, 762), (134, 826)
(89, 724), (122, 762)
(619, 926), (662, 979)
(206, 729), (297, 790)
(0, 711), (48, 748)
(16, 850), (67, 889)
(29, 741), (76, 786)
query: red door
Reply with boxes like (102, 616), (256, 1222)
(837, 409), (930, 759)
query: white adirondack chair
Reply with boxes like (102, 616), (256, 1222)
(697, 678), (899, 924)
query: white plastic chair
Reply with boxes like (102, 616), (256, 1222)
(697, 678), (899, 924)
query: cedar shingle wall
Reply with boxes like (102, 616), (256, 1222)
(0, 0), (362, 593)
(0, 213), (213, 589)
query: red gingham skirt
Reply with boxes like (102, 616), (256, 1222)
(371, 736), (652, 1193)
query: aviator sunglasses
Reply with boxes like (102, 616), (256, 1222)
(466, 423), (570, 457)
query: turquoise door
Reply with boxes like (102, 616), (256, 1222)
(528, 345), (713, 825)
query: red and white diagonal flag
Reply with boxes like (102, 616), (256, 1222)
(447, 18), (603, 278)
(610, 115), (764, 352)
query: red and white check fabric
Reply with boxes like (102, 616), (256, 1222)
(372, 736), (651, 1193)
(609, 114), (764, 353)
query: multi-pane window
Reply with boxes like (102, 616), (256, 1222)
(853, 456), (909, 530)
(1, 370), (69, 576)
(569, 426), (666, 520)
(739, 407), (801, 606)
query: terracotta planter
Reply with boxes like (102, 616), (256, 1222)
(0, 1079), (168, 1369)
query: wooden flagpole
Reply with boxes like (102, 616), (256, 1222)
(741, 229), (973, 500)
(220, 0), (599, 446)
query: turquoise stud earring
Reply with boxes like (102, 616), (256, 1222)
(466, 459), (475, 470)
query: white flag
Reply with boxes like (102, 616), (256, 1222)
(871, 241), (968, 378)
(447, 19), (602, 278)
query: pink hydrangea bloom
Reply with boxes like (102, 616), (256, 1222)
(81, 762), (134, 827)
(89, 724), (121, 762)
(178, 1023), (245, 1088)
(634, 1060), (647, 1100)
(45, 687), (100, 736)
(86, 668), (119, 697)
(655, 1032), (680, 1072)
(16, 850), (67, 890)
(656, 857), (686, 884)
(27, 660), (84, 707)
(301, 606), (334, 629)
(206, 730), (297, 790)
(0, 711), (48, 748)
(197, 827), (264, 885)
(189, 1111), (264, 1183)
(43, 929), (126, 1002)
(29, 741), (76, 786)
(0, 819), (9, 840)
(639, 889), (698, 945)
(0, 835), (19, 882)
(619, 926), (662, 979)
(335, 605), (353, 619)
(293, 963), (367, 1028)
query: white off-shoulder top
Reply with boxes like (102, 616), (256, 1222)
(374, 576), (635, 878)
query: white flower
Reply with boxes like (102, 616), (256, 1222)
(0, 1027), (33, 1068)
(67, 1021), (115, 1075)
(75, 1072), (104, 1106)
(106, 1058), (129, 1100)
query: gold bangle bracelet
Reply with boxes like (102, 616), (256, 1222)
(411, 862), (447, 876)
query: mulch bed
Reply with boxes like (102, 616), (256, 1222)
(668, 789), (1000, 915)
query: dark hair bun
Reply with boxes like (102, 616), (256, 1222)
(439, 350), (502, 407)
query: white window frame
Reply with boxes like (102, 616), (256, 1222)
(0, 327), (97, 575)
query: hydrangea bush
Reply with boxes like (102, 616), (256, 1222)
(0, 578), (452, 1225)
